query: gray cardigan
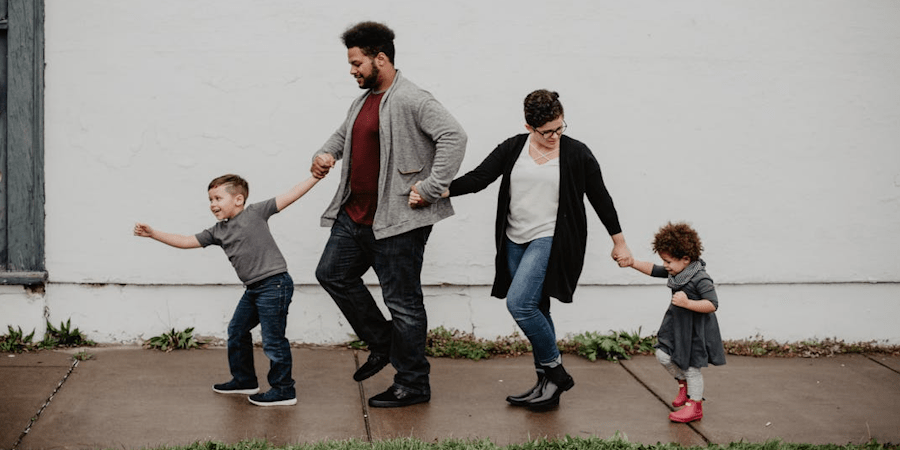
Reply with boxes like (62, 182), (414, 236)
(314, 71), (467, 239)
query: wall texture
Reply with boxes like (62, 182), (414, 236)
(3, 0), (899, 344)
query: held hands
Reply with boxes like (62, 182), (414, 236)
(133, 222), (153, 238)
(311, 154), (335, 179)
(408, 182), (451, 209)
(611, 243), (634, 268)
(408, 182), (430, 209)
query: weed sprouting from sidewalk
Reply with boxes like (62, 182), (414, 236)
(0, 326), (36, 353)
(144, 327), (204, 352)
(39, 319), (96, 349)
(0, 319), (96, 354)
(560, 329), (656, 362)
(425, 327), (531, 360)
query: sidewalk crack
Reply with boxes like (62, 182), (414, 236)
(353, 351), (374, 442)
(866, 354), (900, 376)
(12, 358), (79, 450)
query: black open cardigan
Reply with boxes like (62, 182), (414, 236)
(449, 133), (622, 303)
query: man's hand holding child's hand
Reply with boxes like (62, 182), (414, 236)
(311, 154), (335, 179)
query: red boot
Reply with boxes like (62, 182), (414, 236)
(672, 380), (687, 407)
(669, 400), (703, 423)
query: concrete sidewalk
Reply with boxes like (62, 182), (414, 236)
(1, 346), (898, 449)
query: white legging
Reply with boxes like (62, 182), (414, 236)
(656, 348), (704, 401)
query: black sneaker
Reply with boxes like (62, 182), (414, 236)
(353, 353), (390, 382)
(212, 380), (259, 395)
(368, 386), (430, 408)
(249, 390), (297, 407)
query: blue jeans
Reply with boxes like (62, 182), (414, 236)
(316, 210), (432, 395)
(227, 272), (295, 397)
(505, 236), (560, 367)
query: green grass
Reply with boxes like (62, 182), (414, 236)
(125, 436), (900, 450)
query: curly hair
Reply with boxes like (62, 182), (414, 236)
(523, 89), (564, 128)
(341, 21), (396, 64)
(652, 222), (703, 261)
(208, 174), (249, 200)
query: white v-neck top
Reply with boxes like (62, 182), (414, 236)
(506, 139), (560, 244)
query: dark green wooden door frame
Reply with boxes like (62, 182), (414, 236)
(1, 0), (46, 285)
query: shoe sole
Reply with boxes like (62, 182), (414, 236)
(353, 361), (390, 382)
(368, 396), (430, 408)
(507, 395), (541, 407)
(212, 387), (260, 395)
(526, 398), (560, 411)
(669, 414), (702, 423)
(524, 378), (573, 411)
(669, 417), (702, 423)
(249, 397), (298, 407)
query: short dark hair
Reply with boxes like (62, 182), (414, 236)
(341, 21), (396, 64)
(208, 174), (249, 200)
(524, 89), (564, 128)
(652, 222), (703, 261)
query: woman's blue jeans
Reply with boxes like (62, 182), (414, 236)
(505, 236), (560, 367)
(227, 272), (295, 397)
(316, 210), (432, 395)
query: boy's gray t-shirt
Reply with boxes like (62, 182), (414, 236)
(195, 197), (287, 286)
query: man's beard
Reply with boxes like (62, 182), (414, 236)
(359, 65), (380, 90)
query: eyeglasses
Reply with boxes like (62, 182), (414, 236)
(533, 120), (567, 139)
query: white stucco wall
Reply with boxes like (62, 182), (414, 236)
(3, 0), (899, 344)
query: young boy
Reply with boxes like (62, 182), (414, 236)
(134, 174), (319, 406)
(627, 222), (726, 423)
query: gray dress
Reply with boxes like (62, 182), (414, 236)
(651, 260), (727, 371)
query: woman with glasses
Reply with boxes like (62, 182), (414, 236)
(409, 89), (633, 410)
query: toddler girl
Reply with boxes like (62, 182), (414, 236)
(628, 222), (726, 423)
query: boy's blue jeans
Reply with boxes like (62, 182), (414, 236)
(316, 210), (432, 395)
(505, 236), (560, 367)
(227, 272), (295, 397)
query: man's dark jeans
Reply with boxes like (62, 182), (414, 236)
(316, 210), (432, 395)
(227, 272), (295, 397)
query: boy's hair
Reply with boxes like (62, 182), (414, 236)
(652, 222), (703, 261)
(341, 21), (396, 64)
(524, 89), (565, 128)
(208, 174), (249, 200)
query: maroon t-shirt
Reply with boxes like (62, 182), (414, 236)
(345, 92), (383, 225)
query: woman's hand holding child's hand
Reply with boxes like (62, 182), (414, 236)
(612, 245), (633, 268)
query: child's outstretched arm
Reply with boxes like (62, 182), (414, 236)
(134, 223), (201, 249)
(276, 176), (321, 212)
(628, 258), (655, 276)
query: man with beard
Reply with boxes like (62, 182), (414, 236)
(310, 21), (466, 407)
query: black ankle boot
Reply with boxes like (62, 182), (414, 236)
(525, 364), (574, 410)
(505, 371), (546, 406)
